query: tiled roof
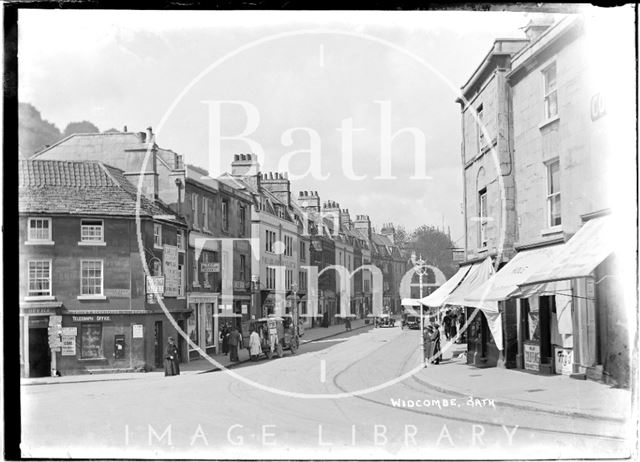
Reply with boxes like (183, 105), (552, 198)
(18, 160), (185, 223)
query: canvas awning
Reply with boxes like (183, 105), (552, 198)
(465, 244), (565, 304)
(442, 257), (495, 309)
(401, 298), (423, 307)
(520, 215), (613, 286)
(420, 265), (472, 307)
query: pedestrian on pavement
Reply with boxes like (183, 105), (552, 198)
(449, 311), (458, 341)
(164, 337), (180, 376)
(443, 311), (452, 340)
(249, 328), (262, 361)
(228, 326), (242, 362)
(221, 323), (229, 355)
(345, 316), (352, 332)
(423, 326), (433, 367)
(430, 323), (442, 365)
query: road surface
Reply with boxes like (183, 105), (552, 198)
(21, 326), (632, 459)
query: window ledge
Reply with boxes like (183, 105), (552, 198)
(77, 295), (107, 301)
(539, 115), (560, 130)
(78, 241), (107, 247)
(24, 295), (55, 301)
(24, 240), (55, 246)
(541, 226), (563, 237)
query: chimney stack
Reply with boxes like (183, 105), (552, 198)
(261, 171), (291, 206)
(353, 214), (372, 240)
(523, 15), (554, 42)
(231, 153), (261, 189)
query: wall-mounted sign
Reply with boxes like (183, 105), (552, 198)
(163, 245), (180, 297)
(201, 262), (220, 273)
(146, 276), (165, 296)
(241, 304), (248, 314)
(105, 288), (131, 298)
(72, 315), (111, 322)
(132, 324), (144, 339)
(554, 346), (573, 375)
(61, 327), (77, 336)
(524, 343), (540, 371)
(234, 281), (248, 291)
(61, 335), (76, 356)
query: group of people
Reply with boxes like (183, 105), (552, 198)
(220, 323), (243, 362)
(443, 309), (466, 343)
(422, 323), (442, 366)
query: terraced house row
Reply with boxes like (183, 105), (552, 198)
(20, 133), (408, 377)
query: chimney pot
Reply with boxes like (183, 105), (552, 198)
(123, 125), (127, 132)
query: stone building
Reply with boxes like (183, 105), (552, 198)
(19, 160), (188, 377)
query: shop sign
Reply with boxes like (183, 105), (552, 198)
(241, 304), (248, 314)
(267, 319), (277, 336)
(201, 262), (220, 273)
(554, 346), (573, 375)
(72, 315), (111, 322)
(233, 280), (248, 290)
(105, 288), (131, 298)
(132, 324), (144, 339)
(146, 276), (165, 295)
(61, 327), (77, 336)
(524, 343), (540, 371)
(21, 307), (59, 315)
(61, 335), (76, 356)
(163, 245), (180, 297)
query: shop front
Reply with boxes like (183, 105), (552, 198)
(20, 303), (63, 378)
(186, 293), (218, 359)
(516, 214), (625, 384)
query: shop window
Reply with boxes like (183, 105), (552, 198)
(205, 304), (214, 347)
(187, 307), (198, 348)
(80, 219), (104, 243)
(28, 260), (52, 296)
(153, 223), (162, 249)
(80, 260), (103, 296)
(81, 323), (103, 359)
(300, 241), (306, 261)
(27, 217), (52, 242)
(542, 63), (558, 120)
(546, 160), (561, 227)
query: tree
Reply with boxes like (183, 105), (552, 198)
(18, 102), (62, 157)
(408, 225), (458, 279)
(62, 121), (100, 138)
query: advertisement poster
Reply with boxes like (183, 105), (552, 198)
(554, 346), (574, 375)
(163, 244), (180, 297)
(524, 343), (540, 371)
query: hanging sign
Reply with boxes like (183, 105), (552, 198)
(163, 245), (179, 297)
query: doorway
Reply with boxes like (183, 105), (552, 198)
(154, 321), (163, 369)
(28, 327), (50, 377)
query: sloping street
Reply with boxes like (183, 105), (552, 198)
(21, 326), (632, 459)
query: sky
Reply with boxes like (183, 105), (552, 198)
(18, 9), (557, 243)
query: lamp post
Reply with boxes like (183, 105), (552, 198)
(411, 251), (429, 367)
(251, 275), (260, 320)
(291, 282), (299, 337)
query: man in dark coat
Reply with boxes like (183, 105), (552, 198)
(430, 324), (442, 365)
(164, 337), (180, 376)
(221, 324), (229, 355)
(228, 326), (242, 362)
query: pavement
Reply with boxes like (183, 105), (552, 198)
(21, 320), (631, 423)
(414, 337), (631, 422)
(20, 317), (370, 386)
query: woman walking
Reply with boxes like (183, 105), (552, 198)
(249, 327), (262, 361)
(423, 326), (433, 367)
(164, 337), (180, 376)
(430, 324), (442, 365)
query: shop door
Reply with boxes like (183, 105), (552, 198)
(154, 321), (163, 368)
(28, 328), (50, 377)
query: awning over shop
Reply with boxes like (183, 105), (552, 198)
(442, 257), (495, 309)
(520, 215), (613, 286)
(401, 298), (423, 307)
(420, 265), (472, 307)
(465, 244), (565, 304)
